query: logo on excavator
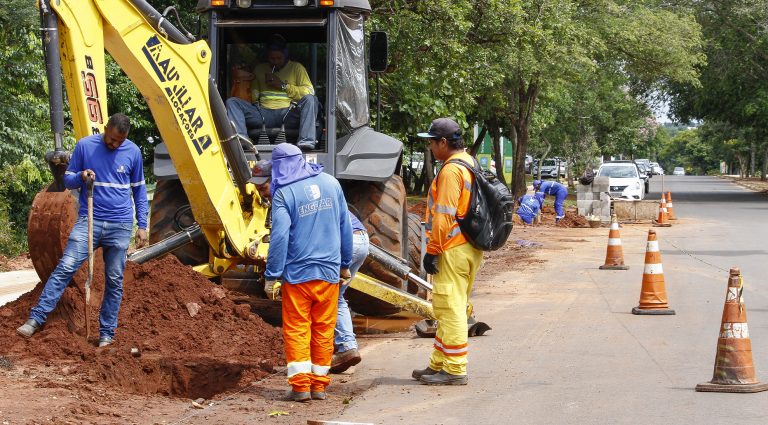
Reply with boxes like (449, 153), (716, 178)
(142, 35), (212, 155)
(81, 55), (103, 134)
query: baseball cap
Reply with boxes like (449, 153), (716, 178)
(248, 160), (272, 185)
(417, 118), (462, 140)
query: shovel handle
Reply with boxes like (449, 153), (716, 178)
(85, 174), (94, 341)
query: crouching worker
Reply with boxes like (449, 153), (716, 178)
(517, 192), (544, 225)
(263, 143), (353, 402)
(533, 179), (568, 222)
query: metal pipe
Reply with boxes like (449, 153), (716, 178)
(367, 244), (432, 292)
(127, 224), (203, 264)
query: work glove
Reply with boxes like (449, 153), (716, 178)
(423, 253), (439, 275)
(264, 279), (282, 300)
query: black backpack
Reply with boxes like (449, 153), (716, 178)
(438, 157), (514, 251)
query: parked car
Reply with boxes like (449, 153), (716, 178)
(597, 161), (645, 200)
(649, 162), (664, 175)
(633, 161), (651, 194)
(673, 166), (685, 176)
(532, 158), (565, 178)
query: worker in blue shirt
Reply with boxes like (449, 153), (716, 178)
(533, 179), (568, 222)
(264, 143), (353, 402)
(517, 192), (545, 225)
(17, 114), (148, 348)
(249, 159), (366, 376)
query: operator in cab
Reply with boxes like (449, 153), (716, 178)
(225, 34), (319, 151)
(17, 114), (148, 348)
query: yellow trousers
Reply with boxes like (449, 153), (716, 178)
(282, 280), (339, 392)
(428, 243), (483, 376)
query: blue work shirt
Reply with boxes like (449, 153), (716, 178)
(265, 172), (353, 284)
(63, 134), (148, 229)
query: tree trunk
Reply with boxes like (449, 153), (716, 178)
(488, 121), (507, 187)
(469, 126), (487, 156)
(508, 78), (539, 200)
(424, 147), (435, 187)
(750, 141), (756, 177)
(762, 148), (768, 181)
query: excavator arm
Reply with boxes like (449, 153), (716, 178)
(39, 0), (269, 265)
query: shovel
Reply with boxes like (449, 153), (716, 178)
(85, 174), (94, 341)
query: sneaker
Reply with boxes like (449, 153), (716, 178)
(98, 337), (114, 348)
(419, 370), (468, 386)
(282, 390), (311, 402)
(330, 348), (361, 374)
(310, 391), (327, 400)
(297, 140), (317, 151)
(16, 319), (41, 338)
(411, 366), (439, 380)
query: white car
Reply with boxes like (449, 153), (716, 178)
(673, 166), (685, 176)
(597, 161), (645, 200)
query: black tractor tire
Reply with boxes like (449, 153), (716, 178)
(149, 179), (209, 266)
(344, 175), (419, 316)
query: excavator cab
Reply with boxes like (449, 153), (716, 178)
(29, 0), (422, 317)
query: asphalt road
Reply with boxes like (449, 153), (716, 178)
(337, 175), (768, 425)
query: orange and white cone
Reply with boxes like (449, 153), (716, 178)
(632, 229), (675, 315)
(599, 214), (629, 270)
(653, 196), (672, 227)
(666, 192), (677, 220)
(696, 268), (768, 392)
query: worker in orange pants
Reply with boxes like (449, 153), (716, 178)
(262, 143), (353, 402)
(281, 280), (340, 394)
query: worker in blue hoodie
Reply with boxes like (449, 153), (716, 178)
(264, 143), (353, 403)
(516, 192), (545, 225)
(533, 179), (568, 222)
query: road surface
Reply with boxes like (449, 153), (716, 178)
(336, 175), (768, 424)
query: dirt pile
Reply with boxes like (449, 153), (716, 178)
(0, 252), (33, 272)
(0, 255), (283, 399)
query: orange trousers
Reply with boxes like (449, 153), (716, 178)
(282, 280), (339, 392)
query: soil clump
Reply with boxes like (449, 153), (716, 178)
(0, 255), (283, 399)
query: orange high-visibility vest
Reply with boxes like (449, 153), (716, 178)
(425, 151), (474, 254)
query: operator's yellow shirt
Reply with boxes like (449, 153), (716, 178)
(425, 151), (474, 255)
(250, 61), (314, 109)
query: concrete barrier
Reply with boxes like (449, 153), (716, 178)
(613, 199), (658, 221)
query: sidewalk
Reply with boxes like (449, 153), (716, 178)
(0, 270), (38, 307)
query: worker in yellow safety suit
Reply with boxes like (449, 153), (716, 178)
(413, 118), (483, 386)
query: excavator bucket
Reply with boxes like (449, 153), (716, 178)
(27, 187), (79, 284)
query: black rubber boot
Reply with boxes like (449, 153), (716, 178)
(411, 367), (439, 380)
(419, 370), (468, 386)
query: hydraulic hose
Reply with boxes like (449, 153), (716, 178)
(39, 0), (70, 191)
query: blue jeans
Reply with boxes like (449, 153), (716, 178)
(225, 95), (318, 143)
(29, 217), (132, 339)
(335, 232), (369, 353)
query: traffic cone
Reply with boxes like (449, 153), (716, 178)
(666, 192), (677, 220)
(599, 214), (629, 270)
(696, 268), (768, 392)
(652, 196), (672, 227)
(632, 229), (675, 315)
